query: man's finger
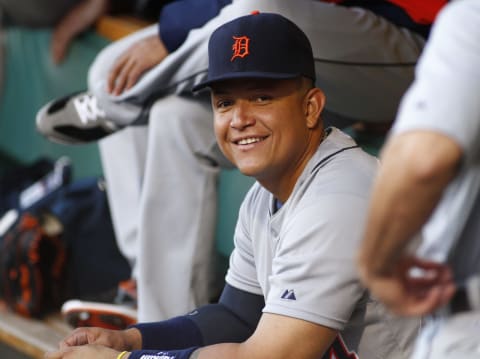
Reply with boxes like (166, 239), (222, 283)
(113, 59), (136, 95)
(108, 55), (129, 93)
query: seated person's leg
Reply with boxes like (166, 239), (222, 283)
(41, 1), (425, 142)
(260, 0), (425, 125)
(135, 93), (231, 321)
(88, 23), (160, 126)
(169, 0), (426, 125)
(99, 126), (149, 279)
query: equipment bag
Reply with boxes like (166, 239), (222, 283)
(48, 177), (131, 300)
(0, 211), (66, 318)
(0, 176), (131, 318)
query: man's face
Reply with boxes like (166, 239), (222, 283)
(211, 77), (319, 185)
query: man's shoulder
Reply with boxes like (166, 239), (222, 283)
(312, 127), (378, 169)
(305, 128), (379, 195)
(237, 182), (270, 219)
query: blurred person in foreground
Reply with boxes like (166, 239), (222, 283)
(358, 1), (480, 358)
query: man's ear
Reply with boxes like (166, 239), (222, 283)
(305, 88), (325, 128)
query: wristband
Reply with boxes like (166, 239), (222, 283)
(129, 346), (199, 359)
(117, 351), (129, 359)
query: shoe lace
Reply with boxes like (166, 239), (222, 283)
(73, 94), (107, 125)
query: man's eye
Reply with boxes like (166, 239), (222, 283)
(217, 100), (233, 108)
(254, 96), (271, 103)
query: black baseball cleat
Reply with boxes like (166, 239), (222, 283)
(36, 92), (122, 145)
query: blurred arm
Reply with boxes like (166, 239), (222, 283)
(357, 131), (461, 315)
(51, 0), (110, 64)
(359, 130), (462, 276)
(193, 312), (337, 359)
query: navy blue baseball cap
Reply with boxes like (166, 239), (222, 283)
(192, 11), (316, 91)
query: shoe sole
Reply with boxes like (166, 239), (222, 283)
(36, 102), (86, 145)
(61, 299), (137, 330)
(36, 94), (119, 145)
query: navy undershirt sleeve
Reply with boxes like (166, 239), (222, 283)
(158, 0), (232, 52)
(134, 316), (203, 350)
(132, 284), (264, 349)
(188, 283), (265, 344)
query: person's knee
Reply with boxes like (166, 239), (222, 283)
(150, 95), (211, 129)
(88, 24), (158, 92)
(148, 95), (227, 167)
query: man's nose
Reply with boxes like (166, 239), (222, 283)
(230, 102), (255, 129)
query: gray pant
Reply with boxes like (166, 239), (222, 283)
(90, 0), (426, 321)
(412, 312), (480, 359)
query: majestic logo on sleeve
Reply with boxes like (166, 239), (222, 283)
(231, 36), (250, 61)
(280, 289), (297, 300)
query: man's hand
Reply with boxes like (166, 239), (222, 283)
(51, 0), (109, 64)
(359, 255), (456, 316)
(107, 34), (169, 95)
(45, 344), (126, 359)
(57, 327), (141, 352)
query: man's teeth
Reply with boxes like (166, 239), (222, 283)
(238, 137), (263, 145)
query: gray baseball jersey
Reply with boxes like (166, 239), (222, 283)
(226, 128), (419, 359)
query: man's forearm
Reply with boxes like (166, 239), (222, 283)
(56, 0), (109, 39)
(359, 131), (462, 275)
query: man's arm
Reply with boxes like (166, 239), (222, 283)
(158, 0), (232, 53)
(107, 0), (232, 95)
(358, 0), (480, 316)
(358, 130), (461, 315)
(129, 283), (337, 358)
(45, 313), (337, 359)
(45, 284), (265, 358)
(51, 0), (109, 64)
(193, 313), (337, 359)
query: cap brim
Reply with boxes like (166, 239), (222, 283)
(192, 71), (302, 92)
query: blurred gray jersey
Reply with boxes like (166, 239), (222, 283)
(226, 128), (419, 358)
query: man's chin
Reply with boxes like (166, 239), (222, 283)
(236, 164), (262, 178)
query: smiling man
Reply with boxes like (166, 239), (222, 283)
(46, 12), (419, 359)
(211, 77), (321, 200)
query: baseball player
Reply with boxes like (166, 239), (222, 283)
(357, 1), (480, 358)
(45, 12), (419, 359)
(37, 0), (444, 323)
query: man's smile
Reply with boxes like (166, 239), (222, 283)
(233, 136), (268, 146)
